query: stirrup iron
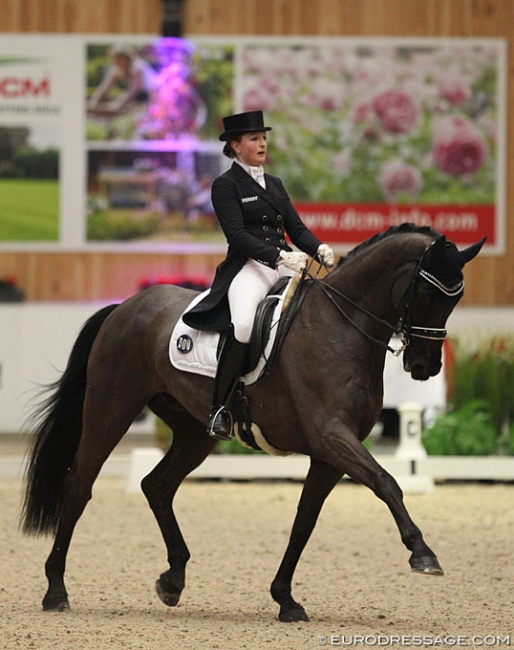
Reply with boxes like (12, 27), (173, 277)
(207, 406), (233, 441)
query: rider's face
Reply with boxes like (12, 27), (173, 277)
(232, 132), (268, 167)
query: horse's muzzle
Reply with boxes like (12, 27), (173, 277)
(403, 352), (442, 381)
(408, 364), (432, 381)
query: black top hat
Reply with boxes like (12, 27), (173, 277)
(219, 110), (272, 141)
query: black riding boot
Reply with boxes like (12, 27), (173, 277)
(207, 332), (248, 441)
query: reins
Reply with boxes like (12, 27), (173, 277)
(303, 264), (407, 356)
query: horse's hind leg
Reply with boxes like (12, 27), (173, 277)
(271, 458), (343, 622)
(43, 393), (148, 611)
(141, 403), (216, 608)
(42, 462), (98, 611)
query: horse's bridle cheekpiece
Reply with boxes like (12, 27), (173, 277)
(399, 239), (464, 347)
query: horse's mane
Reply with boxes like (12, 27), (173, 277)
(342, 223), (441, 263)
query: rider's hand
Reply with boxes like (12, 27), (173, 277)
(317, 244), (335, 267)
(277, 250), (309, 274)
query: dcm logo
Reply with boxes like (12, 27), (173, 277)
(0, 56), (51, 98)
(0, 75), (50, 98)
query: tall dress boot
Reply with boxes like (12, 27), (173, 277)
(207, 331), (248, 441)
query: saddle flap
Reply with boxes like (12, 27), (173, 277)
(244, 295), (279, 374)
(244, 275), (293, 373)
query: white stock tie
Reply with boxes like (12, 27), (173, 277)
(250, 166), (265, 188)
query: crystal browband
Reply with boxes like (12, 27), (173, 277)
(419, 269), (464, 296)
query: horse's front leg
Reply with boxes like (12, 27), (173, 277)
(374, 469), (444, 575)
(326, 429), (443, 576)
(270, 458), (343, 622)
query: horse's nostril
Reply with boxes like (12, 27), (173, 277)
(410, 364), (430, 381)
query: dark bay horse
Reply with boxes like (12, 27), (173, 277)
(21, 224), (484, 622)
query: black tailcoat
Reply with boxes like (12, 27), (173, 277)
(183, 162), (322, 332)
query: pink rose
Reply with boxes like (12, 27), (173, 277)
(436, 74), (471, 107)
(379, 160), (421, 203)
(432, 116), (488, 177)
(242, 88), (273, 112)
(372, 89), (418, 134)
(353, 101), (372, 124)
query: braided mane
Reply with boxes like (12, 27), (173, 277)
(345, 223), (441, 260)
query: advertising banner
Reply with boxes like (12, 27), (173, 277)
(0, 36), (506, 253)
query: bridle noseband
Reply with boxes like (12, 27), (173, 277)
(306, 241), (464, 356)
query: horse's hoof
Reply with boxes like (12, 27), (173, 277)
(279, 604), (310, 623)
(410, 555), (444, 576)
(42, 592), (70, 612)
(155, 578), (182, 607)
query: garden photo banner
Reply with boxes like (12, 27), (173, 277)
(0, 35), (506, 253)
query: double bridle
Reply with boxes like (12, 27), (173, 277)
(306, 242), (464, 356)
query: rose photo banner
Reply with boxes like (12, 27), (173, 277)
(0, 36), (506, 253)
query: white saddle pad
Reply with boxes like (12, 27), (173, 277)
(169, 284), (290, 386)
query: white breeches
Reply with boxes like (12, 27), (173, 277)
(228, 258), (293, 343)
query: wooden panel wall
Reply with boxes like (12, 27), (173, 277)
(0, 0), (512, 303)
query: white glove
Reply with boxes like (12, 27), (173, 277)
(317, 243), (335, 267)
(277, 250), (309, 274)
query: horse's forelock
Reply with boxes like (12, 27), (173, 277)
(422, 239), (464, 290)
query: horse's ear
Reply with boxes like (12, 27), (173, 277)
(425, 234), (447, 263)
(457, 236), (487, 267)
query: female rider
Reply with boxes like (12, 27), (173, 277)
(183, 110), (335, 440)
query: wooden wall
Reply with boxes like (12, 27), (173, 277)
(0, 0), (512, 303)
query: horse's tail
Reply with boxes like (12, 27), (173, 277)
(21, 303), (119, 537)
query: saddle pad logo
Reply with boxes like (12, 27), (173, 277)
(170, 281), (291, 385)
(176, 334), (193, 354)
